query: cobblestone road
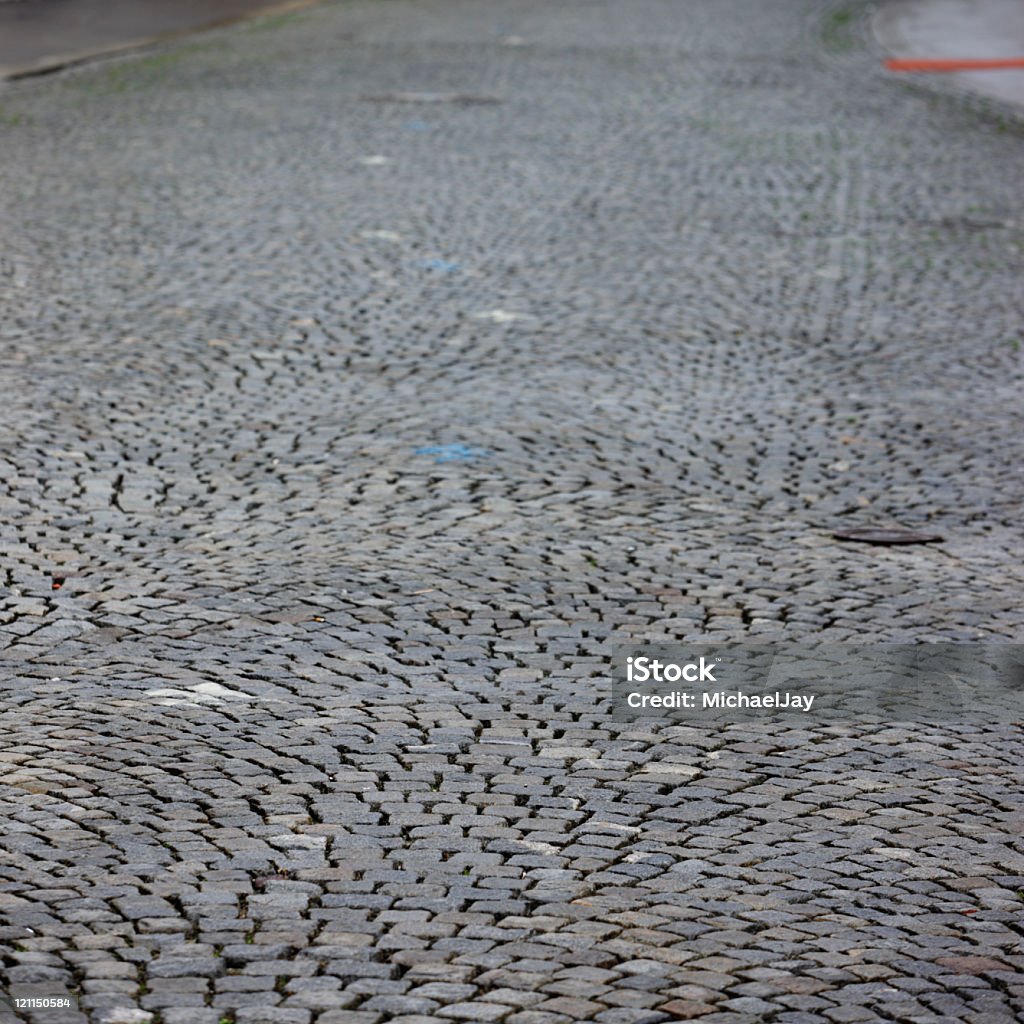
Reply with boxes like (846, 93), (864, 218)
(2, 1), (1024, 1022)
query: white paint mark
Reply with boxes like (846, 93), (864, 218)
(473, 309), (529, 324)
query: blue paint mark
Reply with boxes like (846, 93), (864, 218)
(404, 120), (430, 132)
(414, 444), (491, 464)
(417, 258), (461, 273)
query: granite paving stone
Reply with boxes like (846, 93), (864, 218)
(0, 0), (1022, 1022)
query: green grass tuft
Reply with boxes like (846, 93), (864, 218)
(822, 5), (859, 52)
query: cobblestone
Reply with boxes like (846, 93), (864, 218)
(0, 0), (1023, 1022)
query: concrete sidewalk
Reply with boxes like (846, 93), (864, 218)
(874, 0), (1024, 108)
(0, 0), (319, 79)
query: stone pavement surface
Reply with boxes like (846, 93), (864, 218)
(1, 0), (1023, 1021)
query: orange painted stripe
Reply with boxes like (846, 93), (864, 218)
(886, 57), (1024, 72)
